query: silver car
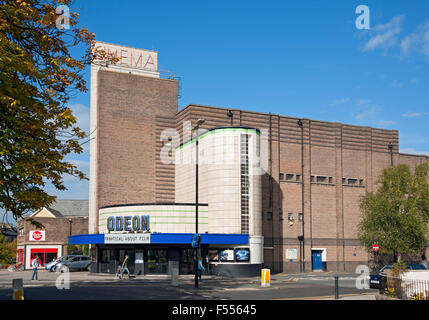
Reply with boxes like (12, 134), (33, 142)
(55, 255), (91, 272)
(45, 255), (77, 272)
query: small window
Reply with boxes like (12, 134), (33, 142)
(296, 174), (301, 182)
(298, 213), (303, 221)
(261, 212), (264, 220)
(267, 212), (273, 221)
(310, 176), (315, 182)
(279, 173), (285, 181)
(279, 211), (283, 221)
(316, 176), (327, 183)
(348, 178), (358, 185)
(288, 213), (294, 221)
(342, 178), (346, 184)
(286, 174), (294, 181)
(359, 179), (364, 186)
(329, 177), (333, 184)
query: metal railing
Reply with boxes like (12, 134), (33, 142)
(380, 275), (429, 300)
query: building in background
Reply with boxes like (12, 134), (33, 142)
(17, 200), (88, 270)
(69, 41), (429, 276)
(0, 223), (17, 243)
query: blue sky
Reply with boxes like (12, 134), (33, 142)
(42, 0), (429, 203)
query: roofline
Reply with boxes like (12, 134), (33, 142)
(100, 203), (209, 210)
(178, 103), (399, 133)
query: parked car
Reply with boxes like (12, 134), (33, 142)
(45, 254), (78, 272)
(368, 263), (427, 289)
(56, 255), (91, 272)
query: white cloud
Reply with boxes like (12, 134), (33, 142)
(330, 98), (350, 106)
(399, 148), (429, 156)
(363, 15), (405, 52)
(401, 112), (429, 118)
(401, 21), (429, 59)
(353, 99), (396, 128)
(374, 120), (396, 127)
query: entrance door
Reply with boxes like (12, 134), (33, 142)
(118, 249), (135, 274)
(312, 250), (323, 271)
(147, 249), (168, 274)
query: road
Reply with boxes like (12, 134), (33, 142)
(0, 270), (377, 300)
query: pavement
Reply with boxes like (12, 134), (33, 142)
(0, 269), (377, 300)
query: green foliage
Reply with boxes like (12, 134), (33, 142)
(0, 0), (91, 223)
(385, 287), (395, 297)
(390, 261), (407, 277)
(0, 1), (117, 225)
(358, 163), (429, 260)
(0, 233), (16, 266)
(67, 244), (88, 255)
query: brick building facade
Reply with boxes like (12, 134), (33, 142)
(84, 41), (429, 275)
(17, 200), (88, 270)
(175, 104), (429, 273)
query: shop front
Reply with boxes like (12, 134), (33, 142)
(69, 233), (263, 277)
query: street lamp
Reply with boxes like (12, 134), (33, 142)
(388, 142), (393, 166)
(297, 119), (305, 272)
(68, 219), (73, 237)
(189, 118), (205, 289)
(227, 110), (233, 126)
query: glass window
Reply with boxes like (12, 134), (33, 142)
(147, 249), (168, 274)
(286, 174), (294, 181)
(101, 250), (110, 263)
(208, 250), (219, 262)
(316, 176), (327, 183)
(348, 178), (358, 185)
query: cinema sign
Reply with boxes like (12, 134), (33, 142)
(94, 41), (158, 73)
(106, 215), (150, 233)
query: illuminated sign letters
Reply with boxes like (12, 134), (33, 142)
(107, 215), (150, 232)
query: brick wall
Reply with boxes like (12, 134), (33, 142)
(96, 70), (178, 217)
(176, 104), (429, 273)
(18, 217), (88, 245)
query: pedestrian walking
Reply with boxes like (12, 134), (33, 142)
(120, 255), (131, 279)
(421, 254), (428, 269)
(198, 257), (205, 280)
(31, 255), (41, 280)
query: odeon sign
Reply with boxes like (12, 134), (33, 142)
(106, 215), (150, 233)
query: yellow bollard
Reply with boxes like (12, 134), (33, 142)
(12, 279), (24, 300)
(261, 269), (270, 287)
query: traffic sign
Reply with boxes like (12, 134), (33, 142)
(373, 243), (379, 252)
(191, 234), (201, 248)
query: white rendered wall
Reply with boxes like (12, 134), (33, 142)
(175, 128), (262, 236)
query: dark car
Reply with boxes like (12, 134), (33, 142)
(368, 263), (427, 289)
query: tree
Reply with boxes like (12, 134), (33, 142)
(0, 233), (16, 266)
(358, 163), (429, 262)
(0, 0), (117, 226)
